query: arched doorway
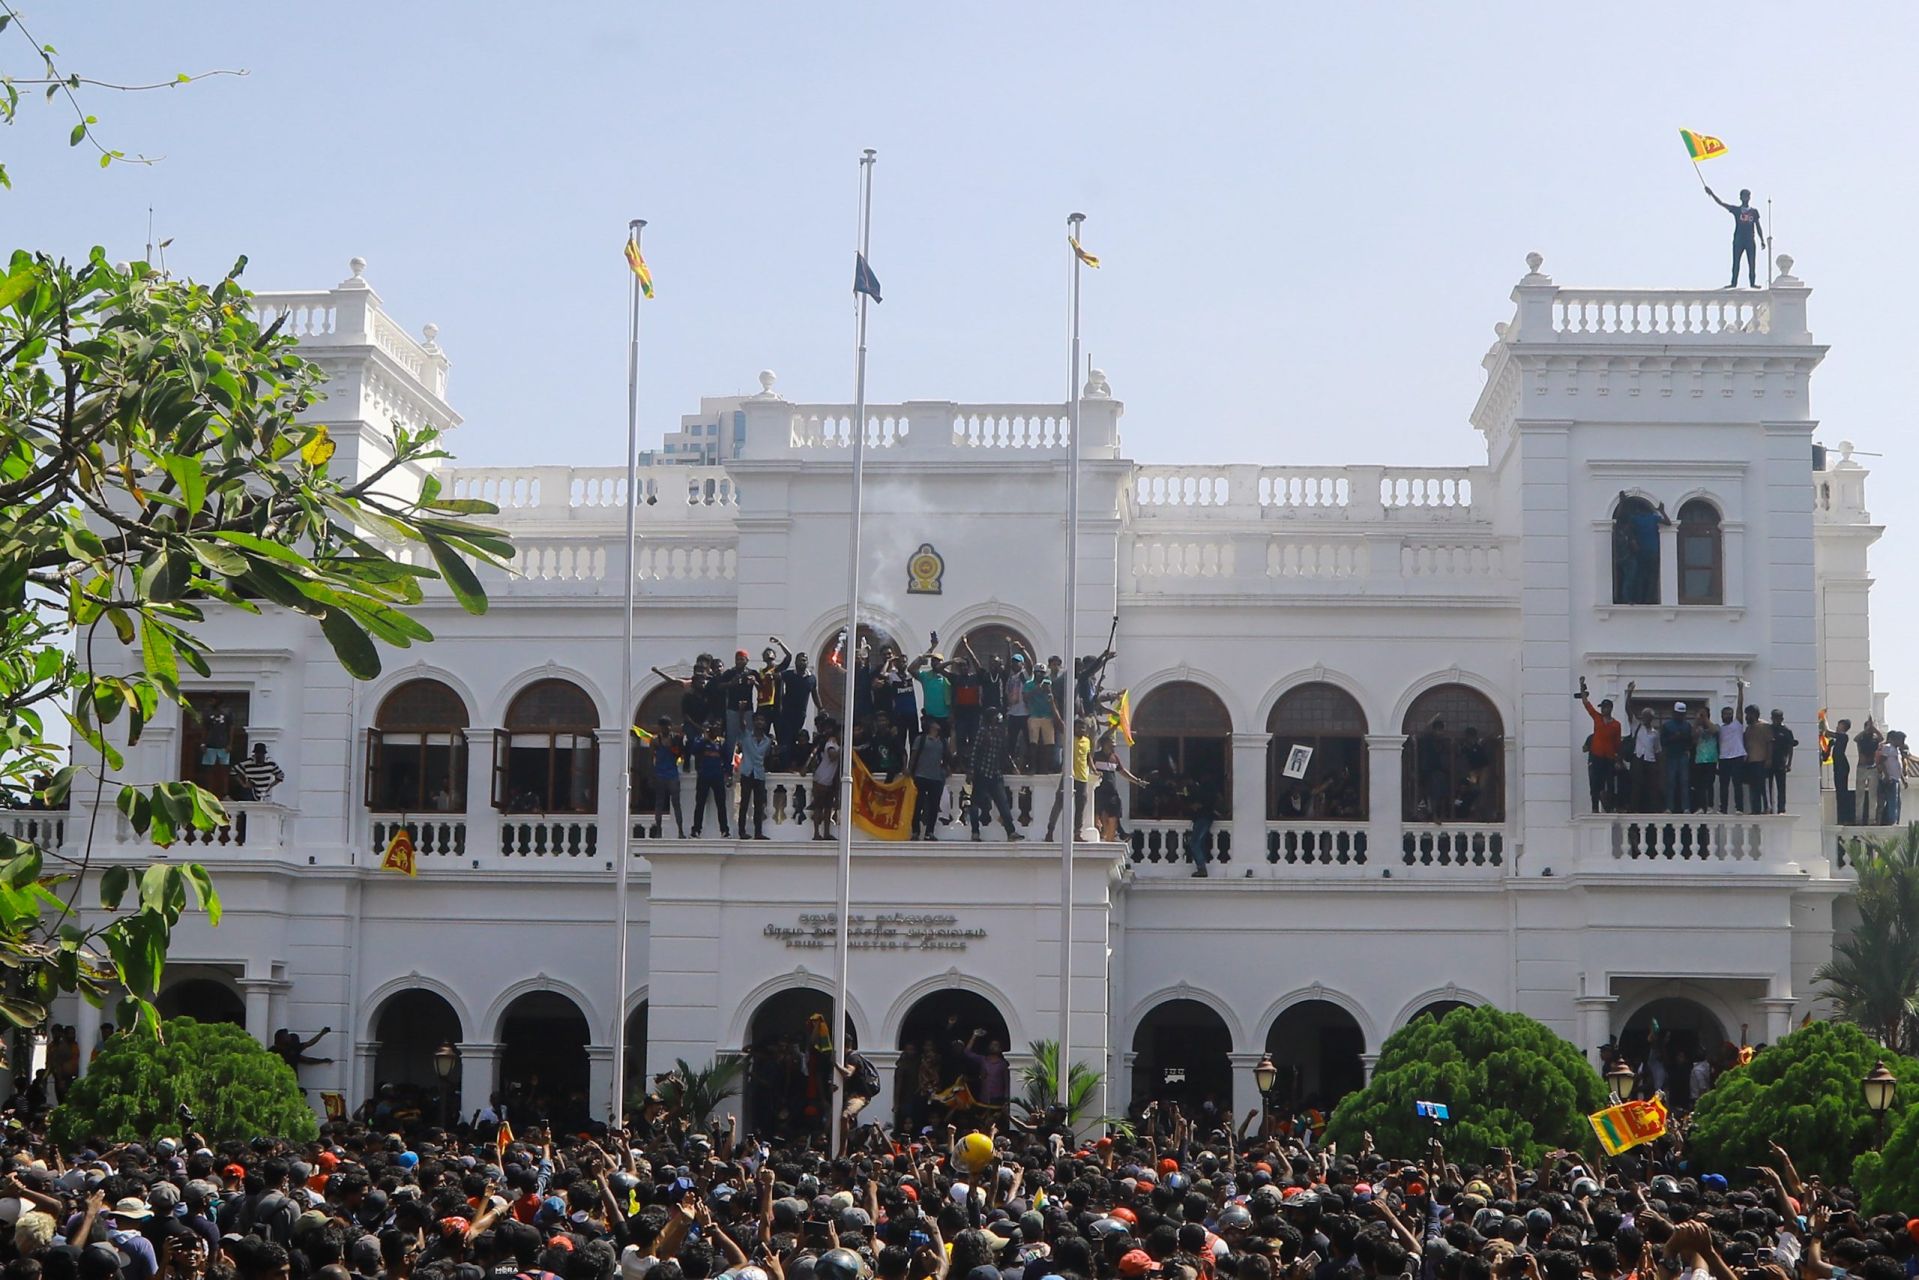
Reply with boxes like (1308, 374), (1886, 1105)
(816, 624), (901, 722)
(622, 1001), (649, 1112)
(1131, 999), (1232, 1119)
(1401, 684), (1505, 823)
(156, 978), (245, 1027)
(1405, 1000), (1472, 1028)
(894, 989), (1013, 1131)
(495, 680), (599, 813)
(372, 988), (465, 1124)
(367, 678), (470, 813)
(1130, 682), (1233, 820)
(497, 990), (591, 1128)
(1267, 683), (1367, 819)
(742, 987), (855, 1139)
(1618, 996), (1729, 1105)
(1266, 1000), (1365, 1112)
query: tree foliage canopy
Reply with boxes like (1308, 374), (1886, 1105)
(1690, 1020), (1919, 1187)
(51, 1016), (317, 1147)
(1326, 1005), (1605, 1165)
(0, 247), (509, 1035)
(1816, 826), (1919, 1056)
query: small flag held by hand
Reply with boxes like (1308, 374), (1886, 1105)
(854, 252), (883, 302)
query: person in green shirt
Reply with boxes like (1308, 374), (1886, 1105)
(908, 648), (952, 738)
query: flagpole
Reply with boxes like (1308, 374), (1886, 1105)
(612, 217), (646, 1128)
(834, 148), (877, 1151)
(1058, 212), (1086, 1110)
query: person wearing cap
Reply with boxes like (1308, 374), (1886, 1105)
(1001, 648), (1032, 773)
(1659, 701), (1694, 814)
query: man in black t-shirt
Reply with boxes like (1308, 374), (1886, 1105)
(1706, 186), (1766, 287)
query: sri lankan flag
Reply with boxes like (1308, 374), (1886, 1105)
(1679, 128), (1728, 162)
(625, 239), (655, 299)
(1110, 688), (1135, 746)
(850, 752), (916, 840)
(1588, 1096), (1669, 1156)
(1070, 236), (1101, 269)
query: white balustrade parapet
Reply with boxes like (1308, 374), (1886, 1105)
(253, 258), (449, 398)
(1504, 252), (1813, 345)
(1131, 465), (1483, 523)
(440, 465), (739, 523)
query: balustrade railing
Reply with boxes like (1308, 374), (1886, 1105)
(1400, 825), (1505, 868)
(952, 406), (1069, 449)
(3, 813), (66, 851)
(1127, 821), (1231, 873)
(443, 466), (738, 517)
(1611, 817), (1773, 862)
(1550, 291), (1770, 338)
(1266, 823), (1369, 869)
(500, 817), (600, 857)
(788, 409), (911, 449)
(370, 817), (468, 858)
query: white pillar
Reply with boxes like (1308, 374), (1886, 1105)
(1756, 998), (1796, 1046)
(1360, 1053), (1380, 1084)
(587, 1043), (616, 1127)
(594, 728), (628, 850)
(74, 998), (101, 1077)
(240, 979), (275, 1044)
(355, 1040), (383, 1109)
(464, 725), (499, 853)
(1365, 734), (1406, 860)
(1228, 1052), (1263, 1122)
(458, 1041), (501, 1119)
(1658, 520), (1678, 607)
(1229, 734), (1268, 865)
(863, 1050), (902, 1133)
(1574, 995), (1617, 1068)
(29, 1030), (49, 1078)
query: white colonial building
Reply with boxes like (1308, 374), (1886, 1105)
(20, 251), (1890, 1131)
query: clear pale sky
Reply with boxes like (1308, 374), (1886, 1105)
(8, 2), (1915, 718)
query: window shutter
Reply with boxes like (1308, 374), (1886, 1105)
(492, 727), (511, 811)
(363, 729), (384, 810)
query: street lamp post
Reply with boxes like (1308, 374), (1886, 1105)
(433, 1041), (459, 1130)
(1863, 1059), (1897, 1148)
(1606, 1058), (1636, 1103)
(1253, 1053), (1278, 1137)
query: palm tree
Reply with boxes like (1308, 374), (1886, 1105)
(1019, 1039), (1117, 1130)
(654, 1056), (746, 1125)
(1817, 824), (1919, 1054)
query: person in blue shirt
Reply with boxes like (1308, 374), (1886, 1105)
(1705, 185), (1767, 288)
(690, 718), (732, 838)
(647, 718), (684, 839)
(735, 713), (774, 840)
(1659, 702), (1695, 814)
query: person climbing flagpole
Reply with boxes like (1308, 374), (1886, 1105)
(835, 149), (880, 1133)
(1058, 213), (1098, 1108)
(612, 218), (653, 1127)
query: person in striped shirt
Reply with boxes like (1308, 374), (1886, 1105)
(232, 743), (285, 802)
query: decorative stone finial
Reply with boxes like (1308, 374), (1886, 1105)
(1083, 367), (1111, 399)
(1525, 251), (1543, 274)
(1839, 439), (1855, 462)
(1775, 253), (1795, 277)
(1493, 321), (1508, 339)
(749, 369), (782, 400)
(422, 323), (439, 343)
(340, 257), (370, 289)
(349, 256), (366, 278)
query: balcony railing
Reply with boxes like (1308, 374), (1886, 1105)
(3, 812), (67, 852)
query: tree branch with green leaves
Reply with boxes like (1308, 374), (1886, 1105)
(0, 244), (511, 1039)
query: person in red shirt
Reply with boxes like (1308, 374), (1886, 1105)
(1579, 679), (1623, 813)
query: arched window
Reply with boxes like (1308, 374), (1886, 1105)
(367, 679), (469, 812)
(630, 683), (686, 814)
(1611, 495), (1666, 605)
(1267, 683), (1367, 820)
(495, 679), (599, 814)
(1130, 682), (1232, 819)
(1401, 684), (1504, 823)
(1677, 499), (1724, 605)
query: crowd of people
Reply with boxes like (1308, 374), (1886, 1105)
(637, 634), (1157, 854)
(0, 1041), (1914, 1280)
(1575, 677), (1911, 824)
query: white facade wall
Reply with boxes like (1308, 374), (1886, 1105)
(31, 253), (1885, 1126)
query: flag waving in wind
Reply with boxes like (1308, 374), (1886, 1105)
(854, 252), (883, 303)
(625, 239), (655, 299)
(1679, 128), (1728, 162)
(1070, 236), (1101, 269)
